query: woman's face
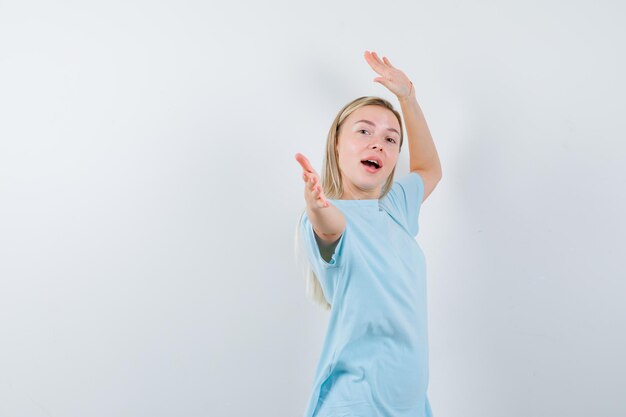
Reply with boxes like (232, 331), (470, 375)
(336, 105), (401, 200)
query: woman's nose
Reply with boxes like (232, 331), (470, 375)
(371, 135), (386, 149)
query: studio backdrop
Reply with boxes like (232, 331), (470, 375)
(1, 1), (624, 416)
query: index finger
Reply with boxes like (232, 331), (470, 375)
(295, 153), (316, 174)
(364, 50), (387, 75)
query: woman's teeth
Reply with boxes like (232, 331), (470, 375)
(362, 160), (380, 169)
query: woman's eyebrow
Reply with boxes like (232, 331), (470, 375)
(354, 119), (400, 135)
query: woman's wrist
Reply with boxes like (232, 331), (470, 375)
(398, 81), (415, 103)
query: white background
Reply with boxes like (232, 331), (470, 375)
(1, 1), (625, 416)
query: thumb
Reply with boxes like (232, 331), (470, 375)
(373, 77), (392, 89)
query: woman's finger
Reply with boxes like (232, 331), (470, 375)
(295, 156), (312, 173)
(382, 56), (395, 68)
(318, 190), (329, 207)
(301, 167), (327, 207)
(371, 51), (386, 65)
(316, 192), (326, 208)
(311, 185), (322, 204)
(311, 179), (322, 195)
(373, 76), (393, 90)
(313, 182), (324, 199)
(364, 51), (386, 75)
(295, 153), (315, 173)
(369, 51), (388, 71)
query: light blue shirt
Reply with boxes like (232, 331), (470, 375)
(299, 172), (433, 417)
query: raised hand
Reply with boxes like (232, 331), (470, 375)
(295, 153), (330, 209)
(364, 50), (414, 100)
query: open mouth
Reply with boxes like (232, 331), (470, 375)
(361, 159), (381, 172)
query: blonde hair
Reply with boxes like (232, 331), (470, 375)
(295, 96), (404, 310)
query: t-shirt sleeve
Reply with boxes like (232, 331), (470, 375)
(298, 210), (347, 277)
(382, 171), (425, 237)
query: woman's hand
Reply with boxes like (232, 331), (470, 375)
(364, 50), (414, 101)
(295, 153), (330, 209)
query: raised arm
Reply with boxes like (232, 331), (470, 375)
(364, 50), (443, 202)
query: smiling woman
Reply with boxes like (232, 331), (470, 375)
(293, 50), (441, 417)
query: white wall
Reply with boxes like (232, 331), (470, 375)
(1, 1), (624, 416)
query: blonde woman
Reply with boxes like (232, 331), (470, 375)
(294, 51), (442, 417)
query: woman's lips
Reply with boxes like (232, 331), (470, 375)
(361, 161), (381, 173)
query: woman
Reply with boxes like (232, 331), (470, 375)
(294, 50), (442, 417)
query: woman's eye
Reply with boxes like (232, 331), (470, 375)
(359, 129), (369, 135)
(387, 138), (396, 143)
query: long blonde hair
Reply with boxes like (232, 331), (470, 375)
(295, 96), (405, 310)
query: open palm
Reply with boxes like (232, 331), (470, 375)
(295, 153), (330, 209)
(364, 50), (413, 99)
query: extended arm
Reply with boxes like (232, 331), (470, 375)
(295, 153), (346, 244)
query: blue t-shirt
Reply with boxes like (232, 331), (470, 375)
(299, 172), (433, 417)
